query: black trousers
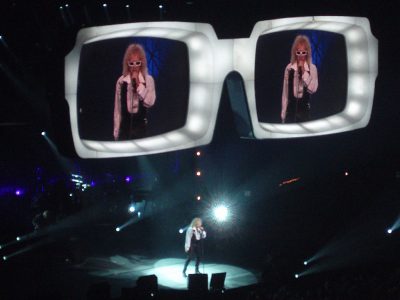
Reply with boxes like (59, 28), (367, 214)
(285, 98), (311, 123)
(119, 116), (147, 140)
(183, 243), (202, 272)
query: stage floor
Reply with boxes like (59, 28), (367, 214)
(78, 254), (259, 290)
(0, 216), (262, 298)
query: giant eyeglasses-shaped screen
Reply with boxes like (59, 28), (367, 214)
(65, 16), (378, 158)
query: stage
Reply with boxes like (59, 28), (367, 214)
(78, 255), (259, 290)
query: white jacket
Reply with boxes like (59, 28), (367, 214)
(185, 227), (206, 252)
(281, 61), (318, 122)
(113, 72), (156, 139)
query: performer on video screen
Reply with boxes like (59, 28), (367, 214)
(183, 217), (206, 278)
(281, 35), (318, 123)
(114, 44), (156, 140)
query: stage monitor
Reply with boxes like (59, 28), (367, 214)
(188, 273), (208, 292)
(65, 17), (377, 158)
(210, 272), (226, 291)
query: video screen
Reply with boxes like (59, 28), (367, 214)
(255, 30), (347, 124)
(65, 18), (377, 157)
(77, 37), (189, 141)
(244, 16), (378, 139)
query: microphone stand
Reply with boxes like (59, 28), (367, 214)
(201, 234), (205, 274)
(295, 65), (303, 122)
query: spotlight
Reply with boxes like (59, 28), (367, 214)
(15, 190), (22, 196)
(213, 205), (228, 222)
(345, 171), (349, 176)
(125, 176), (131, 183)
(41, 131), (46, 136)
(116, 227), (120, 232)
(295, 274), (299, 279)
(59, 6), (63, 10)
(16, 237), (21, 241)
(159, 4), (163, 9)
(179, 229), (184, 234)
(196, 151), (201, 156)
(129, 205), (135, 213)
(65, 4), (69, 7)
(125, 4), (130, 8)
(196, 195), (201, 201)
(387, 229), (393, 234)
(138, 212), (141, 218)
(103, 3), (107, 7)
(3, 256), (7, 261)
(303, 261), (308, 266)
(196, 171), (201, 176)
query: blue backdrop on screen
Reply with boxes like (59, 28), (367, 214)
(255, 30), (347, 123)
(77, 37), (189, 141)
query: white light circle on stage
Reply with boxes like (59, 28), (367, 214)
(84, 255), (259, 291)
(151, 258), (258, 289)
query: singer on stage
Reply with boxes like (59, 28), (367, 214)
(113, 44), (156, 140)
(183, 217), (206, 278)
(281, 35), (318, 123)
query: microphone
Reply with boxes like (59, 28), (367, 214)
(132, 78), (137, 91)
(298, 65), (303, 79)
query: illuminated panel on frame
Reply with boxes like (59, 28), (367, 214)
(65, 22), (233, 158)
(237, 16), (377, 138)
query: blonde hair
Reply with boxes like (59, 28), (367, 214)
(290, 35), (312, 66)
(190, 217), (202, 227)
(122, 43), (149, 77)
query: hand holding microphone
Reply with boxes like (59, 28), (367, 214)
(132, 77), (137, 90)
(298, 64), (303, 78)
